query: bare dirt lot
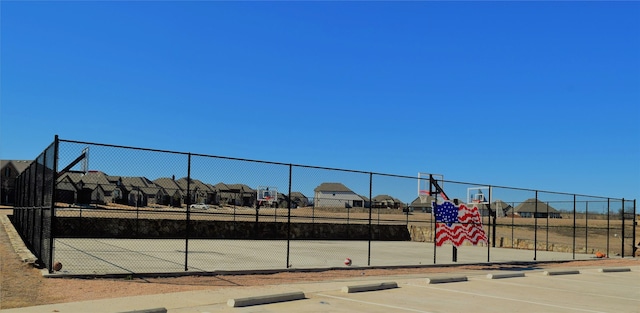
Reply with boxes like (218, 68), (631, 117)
(2, 208), (639, 310)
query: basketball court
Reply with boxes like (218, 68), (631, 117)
(49, 238), (596, 276)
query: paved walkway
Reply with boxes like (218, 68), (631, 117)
(2, 210), (639, 313)
(2, 264), (639, 313)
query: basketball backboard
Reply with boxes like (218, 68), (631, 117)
(467, 186), (491, 204)
(257, 186), (277, 205)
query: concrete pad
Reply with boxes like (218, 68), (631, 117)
(543, 270), (580, 276)
(227, 291), (305, 307)
(48, 238), (598, 276)
(341, 282), (398, 293)
(486, 272), (526, 279)
(2, 265), (639, 313)
(598, 267), (631, 273)
(426, 275), (468, 284)
(118, 308), (167, 313)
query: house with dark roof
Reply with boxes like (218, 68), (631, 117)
(1, 160), (32, 205)
(509, 198), (561, 218)
(111, 176), (164, 207)
(491, 200), (512, 217)
(430, 198), (511, 217)
(287, 191), (310, 208)
(228, 184), (256, 207)
(153, 177), (184, 207)
(372, 194), (403, 209)
(214, 183), (256, 207)
(268, 191), (309, 209)
(175, 178), (218, 205)
(314, 182), (364, 208)
(409, 195), (435, 213)
(57, 171), (113, 205)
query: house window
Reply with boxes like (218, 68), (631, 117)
(4, 167), (11, 177)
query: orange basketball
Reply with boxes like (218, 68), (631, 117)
(595, 252), (606, 258)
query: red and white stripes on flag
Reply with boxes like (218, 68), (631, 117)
(433, 200), (488, 247)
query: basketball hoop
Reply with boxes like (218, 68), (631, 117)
(419, 190), (429, 203)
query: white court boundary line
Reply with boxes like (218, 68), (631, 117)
(317, 293), (435, 313)
(407, 284), (608, 313)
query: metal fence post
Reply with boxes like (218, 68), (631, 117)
(286, 164), (292, 268)
(31, 160), (38, 252)
(367, 172), (372, 266)
(431, 174), (437, 264)
(534, 192), (538, 261)
(572, 194), (576, 260)
(490, 186), (496, 248)
(633, 199), (637, 258)
(621, 198), (625, 258)
(546, 201), (549, 251)
(49, 135), (59, 273)
(27, 163), (34, 247)
(606, 198), (610, 257)
(39, 149), (47, 261)
(184, 153), (191, 271)
(511, 201), (515, 248)
(585, 201), (588, 253)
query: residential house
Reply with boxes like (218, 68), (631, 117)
(509, 198), (561, 218)
(56, 171), (114, 205)
(110, 176), (164, 207)
(229, 184), (256, 207)
(55, 174), (78, 204)
(269, 191), (308, 209)
(215, 183), (256, 207)
(313, 182), (364, 208)
(175, 178), (218, 205)
(409, 195), (436, 213)
(491, 200), (512, 217)
(153, 177), (184, 207)
(0, 160), (32, 205)
(372, 194), (403, 209)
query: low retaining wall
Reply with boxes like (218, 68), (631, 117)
(55, 217), (411, 241)
(51, 219), (609, 254)
(409, 225), (600, 254)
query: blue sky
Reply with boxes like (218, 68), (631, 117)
(1, 1), (638, 203)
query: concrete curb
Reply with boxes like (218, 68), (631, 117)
(118, 308), (167, 313)
(227, 291), (306, 307)
(341, 282), (398, 293)
(598, 267), (631, 273)
(0, 215), (37, 264)
(486, 272), (526, 279)
(543, 270), (580, 276)
(426, 276), (468, 284)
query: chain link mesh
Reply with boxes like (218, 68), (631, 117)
(9, 138), (638, 274)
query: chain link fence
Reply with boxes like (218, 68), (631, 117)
(10, 136), (638, 274)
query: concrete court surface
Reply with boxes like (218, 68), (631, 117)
(50, 238), (595, 275)
(2, 264), (638, 313)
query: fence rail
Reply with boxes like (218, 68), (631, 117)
(9, 136), (638, 274)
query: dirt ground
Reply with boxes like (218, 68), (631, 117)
(1, 209), (639, 310)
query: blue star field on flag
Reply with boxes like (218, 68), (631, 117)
(434, 201), (458, 227)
